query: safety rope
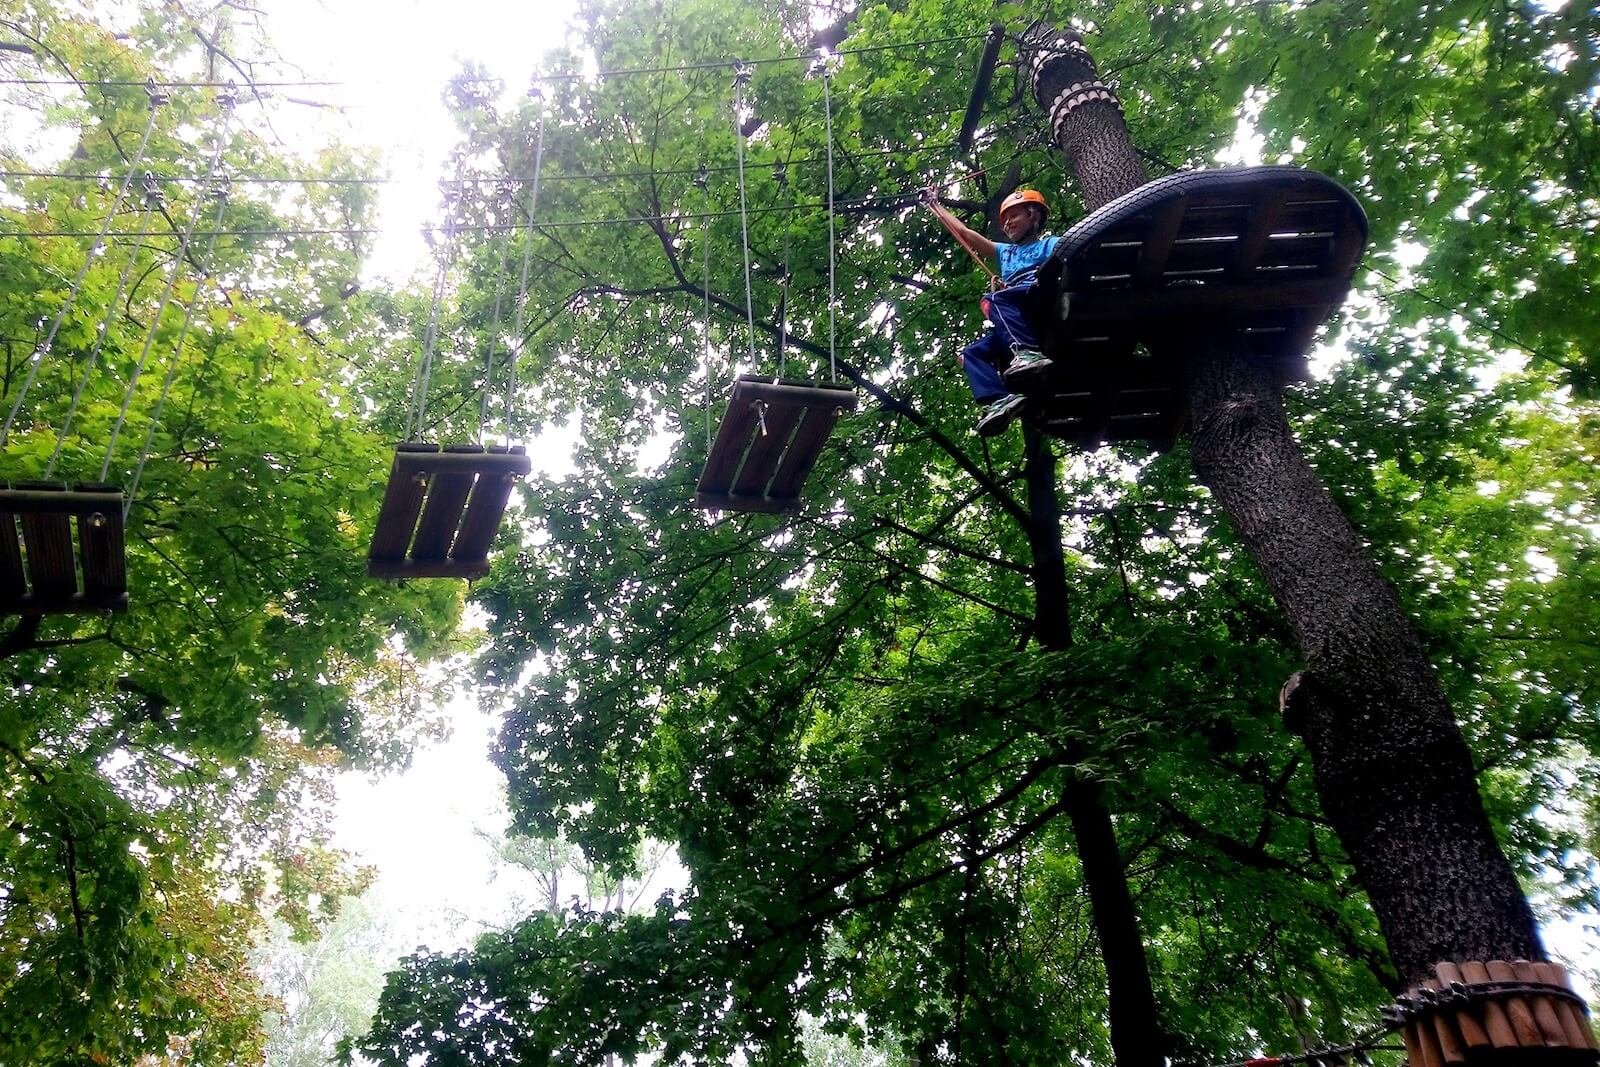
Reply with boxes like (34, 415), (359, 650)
(126, 172), (233, 517)
(478, 182), (514, 442)
(505, 88), (546, 444)
(43, 181), (161, 477)
(1, 83), (163, 445)
(731, 62), (757, 372)
(818, 53), (838, 383)
(408, 166), (465, 441)
(99, 93), (236, 483)
(696, 162), (712, 452)
(773, 158), (790, 380)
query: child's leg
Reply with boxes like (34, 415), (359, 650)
(960, 329), (1011, 403)
(987, 285), (1041, 352)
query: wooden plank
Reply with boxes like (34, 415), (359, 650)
(697, 397), (761, 499)
(1063, 276), (1351, 322)
(449, 449), (524, 565)
(693, 490), (797, 514)
(0, 487), (126, 514)
(409, 445), (483, 562)
(767, 406), (843, 500)
(0, 510), (25, 605)
(1132, 194), (1189, 285)
(15, 480), (76, 601)
(368, 557), (492, 580)
(1228, 187), (1288, 277)
(391, 448), (532, 477)
(75, 482), (127, 607)
(730, 401), (805, 499)
(368, 444), (433, 564)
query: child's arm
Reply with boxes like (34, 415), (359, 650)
(922, 187), (998, 261)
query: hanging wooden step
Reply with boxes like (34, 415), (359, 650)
(367, 443), (531, 580)
(1025, 165), (1368, 448)
(0, 482), (129, 615)
(696, 376), (857, 514)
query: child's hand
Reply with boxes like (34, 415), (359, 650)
(921, 185), (938, 205)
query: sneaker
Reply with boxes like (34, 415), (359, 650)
(976, 393), (1026, 437)
(1002, 348), (1055, 391)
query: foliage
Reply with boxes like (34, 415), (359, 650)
(345, 0), (1600, 1062)
(0, 3), (466, 1062)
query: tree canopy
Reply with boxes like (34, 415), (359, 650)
(348, 0), (1599, 1064)
(2, 0), (1596, 1063)
(0, 3), (466, 1061)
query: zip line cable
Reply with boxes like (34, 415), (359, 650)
(99, 96), (236, 484)
(506, 89), (546, 443)
(0, 140), (966, 187)
(732, 62), (758, 372)
(0, 91), (162, 444)
(0, 30), (992, 91)
(43, 184), (161, 477)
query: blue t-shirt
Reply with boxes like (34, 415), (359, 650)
(996, 235), (1060, 284)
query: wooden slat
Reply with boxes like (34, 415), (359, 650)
(1063, 276), (1352, 322)
(1132, 194), (1189, 285)
(368, 444), (433, 563)
(368, 557), (494, 580)
(75, 482), (126, 605)
(697, 377), (856, 512)
(449, 449), (523, 565)
(0, 511), (26, 605)
(729, 402), (805, 499)
(408, 445), (482, 562)
(15, 480), (77, 601)
(1228, 187), (1288, 277)
(767, 406), (843, 500)
(697, 399), (760, 498)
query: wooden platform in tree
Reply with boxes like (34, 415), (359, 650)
(0, 482), (129, 615)
(696, 376), (857, 514)
(368, 443), (531, 580)
(1027, 165), (1368, 448)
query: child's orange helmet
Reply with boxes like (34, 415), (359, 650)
(1000, 189), (1049, 221)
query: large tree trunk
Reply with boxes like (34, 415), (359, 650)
(1025, 425), (1167, 1067)
(1024, 27), (1544, 986)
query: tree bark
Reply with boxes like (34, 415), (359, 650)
(1023, 26), (1544, 987)
(1025, 425), (1167, 1067)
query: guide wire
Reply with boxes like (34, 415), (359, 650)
(696, 162), (712, 452)
(732, 62), (757, 371)
(100, 92), (235, 484)
(478, 183), (513, 442)
(0, 91), (162, 445)
(43, 185), (161, 477)
(505, 88), (546, 443)
(126, 174), (234, 517)
(819, 52), (838, 383)
(408, 167), (465, 441)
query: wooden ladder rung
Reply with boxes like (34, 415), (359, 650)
(367, 443), (531, 580)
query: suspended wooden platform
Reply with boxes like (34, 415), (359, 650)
(1023, 165), (1368, 448)
(695, 376), (857, 514)
(367, 443), (531, 580)
(0, 482), (129, 615)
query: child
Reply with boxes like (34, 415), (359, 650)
(922, 187), (1058, 436)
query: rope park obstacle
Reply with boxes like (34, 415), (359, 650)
(366, 127), (541, 579)
(0, 81), (236, 615)
(694, 56), (857, 515)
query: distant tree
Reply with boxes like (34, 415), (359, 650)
(0, 2), (466, 1061)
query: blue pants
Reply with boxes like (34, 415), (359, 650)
(960, 283), (1040, 404)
